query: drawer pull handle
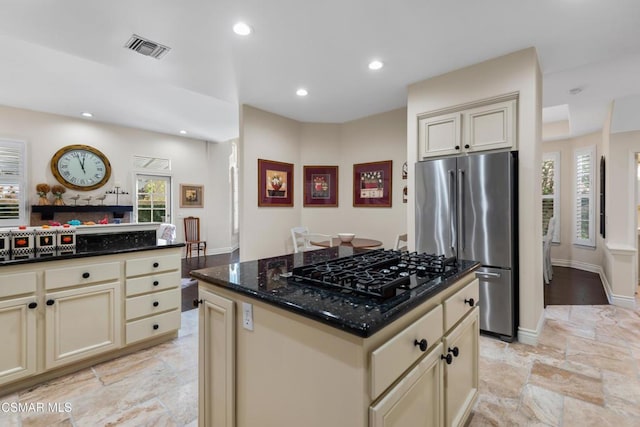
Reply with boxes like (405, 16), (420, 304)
(414, 339), (428, 352)
(46, 299), (55, 306)
(153, 301), (159, 307)
(455, 145), (460, 150)
(153, 324), (159, 330)
(28, 302), (38, 309)
(82, 272), (90, 279)
(193, 298), (203, 308)
(448, 346), (459, 357)
(153, 262), (159, 268)
(464, 298), (475, 307)
(153, 281), (159, 286)
(464, 144), (470, 149)
(441, 354), (453, 365)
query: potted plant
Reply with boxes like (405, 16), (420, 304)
(36, 183), (51, 205)
(51, 184), (66, 206)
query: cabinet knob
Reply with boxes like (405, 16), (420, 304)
(153, 301), (159, 307)
(193, 298), (203, 308)
(153, 324), (159, 330)
(414, 338), (428, 352)
(153, 280), (159, 286)
(82, 272), (90, 279)
(464, 298), (475, 307)
(441, 354), (453, 365)
(448, 346), (459, 357)
(464, 144), (470, 149)
(28, 302), (38, 309)
(46, 299), (55, 306)
(455, 145), (460, 150)
(153, 262), (159, 268)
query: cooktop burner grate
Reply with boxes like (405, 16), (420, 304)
(288, 249), (457, 300)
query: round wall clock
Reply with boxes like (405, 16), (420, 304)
(51, 144), (112, 191)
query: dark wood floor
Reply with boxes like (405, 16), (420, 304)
(180, 249), (240, 311)
(544, 266), (608, 306)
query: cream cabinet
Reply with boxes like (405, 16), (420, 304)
(124, 254), (181, 345)
(419, 99), (516, 159)
(198, 287), (235, 427)
(0, 272), (37, 386)
(44, 281), (121, 369)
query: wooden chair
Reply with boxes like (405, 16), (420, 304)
(184, 216), (206, 258)
(290, 226), (333, 253)
(394, 233), (408, 251)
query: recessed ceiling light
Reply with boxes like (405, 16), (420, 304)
(368, 60), (384, 71)
(233, 22), (252, 36)
(296, 88), (308, 97)
(569, 87), (584, 95)
(179, 130), (188, 135)
(81, 112), (93, 118)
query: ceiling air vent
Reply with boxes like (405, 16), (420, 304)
(125, 34), (171, 59)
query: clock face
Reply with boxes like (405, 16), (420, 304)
(51, 145), (112, 191)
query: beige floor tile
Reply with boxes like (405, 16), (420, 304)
(83, 398), (177, 427)
(518, 383), (564, 426)
(178, 309), (198, 338)
(467, 394), (523, 426)
(21, 411), (73, 427)
(566, 335), (636, 376)
(503, 340), (566, 368)
(528, 361), (604, 405)
(569, 305), (618, 328)
(563, 395), (638, 427)
(602, 370), (640, 418)
(157, 380), (198, 425)
(18, 368), (102, 405)
(479, 358), (529, 399)
(478, 335), (508, 361)
(544, 305), (571, 322)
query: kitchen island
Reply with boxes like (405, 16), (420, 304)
(0, 236), (184, 396)
(192, 247), (480, 427)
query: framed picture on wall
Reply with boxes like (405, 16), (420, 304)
(353, 160), (392, 207)
(180, 184), (204, 208)
(258, 159), (294, 207)
(303, 165), (338, 207)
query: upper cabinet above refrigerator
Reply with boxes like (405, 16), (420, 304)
(419, 98), (517, 160)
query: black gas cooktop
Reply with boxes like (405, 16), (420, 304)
(287, 249), (457, 300)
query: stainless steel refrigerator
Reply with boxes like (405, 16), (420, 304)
(415, 150), (518, 341)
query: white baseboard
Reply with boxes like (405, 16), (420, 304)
(517, 311), (544, 345)
(551, 258), (600, 274)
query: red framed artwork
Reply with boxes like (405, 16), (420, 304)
(353, 160), (392, 207)
(303, 165), (338, 207)
(258, 159), (294, 207)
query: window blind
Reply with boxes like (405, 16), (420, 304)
(0, 140), (25, 223)
(573, 146), (595, 247)
(542, 152), (560, 243)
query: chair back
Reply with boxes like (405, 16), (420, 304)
(184, 216), (201, 242)
(394, 233), (408, 251)
(544, 216), (555, 245)
(291, 226), (309, 253)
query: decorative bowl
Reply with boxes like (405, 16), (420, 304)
(337, 233), (355, 243)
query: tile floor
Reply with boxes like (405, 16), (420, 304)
(2, 299), (639, 426)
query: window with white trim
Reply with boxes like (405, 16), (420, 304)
(542, 152), (560, 243)
(573, 145), (595, 247)
(0, 140), (26, 226)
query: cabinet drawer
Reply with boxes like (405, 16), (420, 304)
(126, 288), (180, 320)
(126, 271), (180, 296)
(443, 278), (479, 331)
(126, 253), (180, 277)
(0, 272), (37, 298)
(370, 304), (443, 400)
(45, 262), (120, 290)
(126, 309), (181, 345)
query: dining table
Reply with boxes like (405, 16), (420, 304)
(310, 237), (383, 249)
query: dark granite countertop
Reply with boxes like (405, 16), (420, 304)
(190, 247), (480, 338)
(0, 242), (184, 267)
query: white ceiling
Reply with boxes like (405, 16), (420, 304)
(0, 0), (639, 142)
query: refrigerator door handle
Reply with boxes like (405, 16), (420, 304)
(476, 272), (501, 279)
(458, 168), (465, 251)
(448, 169), (456, 252)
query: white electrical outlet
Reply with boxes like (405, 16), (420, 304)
(242, 302), (254, 331)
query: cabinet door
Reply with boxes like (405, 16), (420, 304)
(45, 282), (122, 370)
(443, 307), (479, 427)
(419, 112), (462, 159)
(463, 99), (516, 152)
(370, 343), (443, 427)
(0, 296), (37, 385)
(199, 287), (235, 427)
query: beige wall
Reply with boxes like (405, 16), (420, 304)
(239, 105), (408, 261)
(406, 48), (543, 343)
(541, 132), (604, 268)
(0, 104), (236, 255)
